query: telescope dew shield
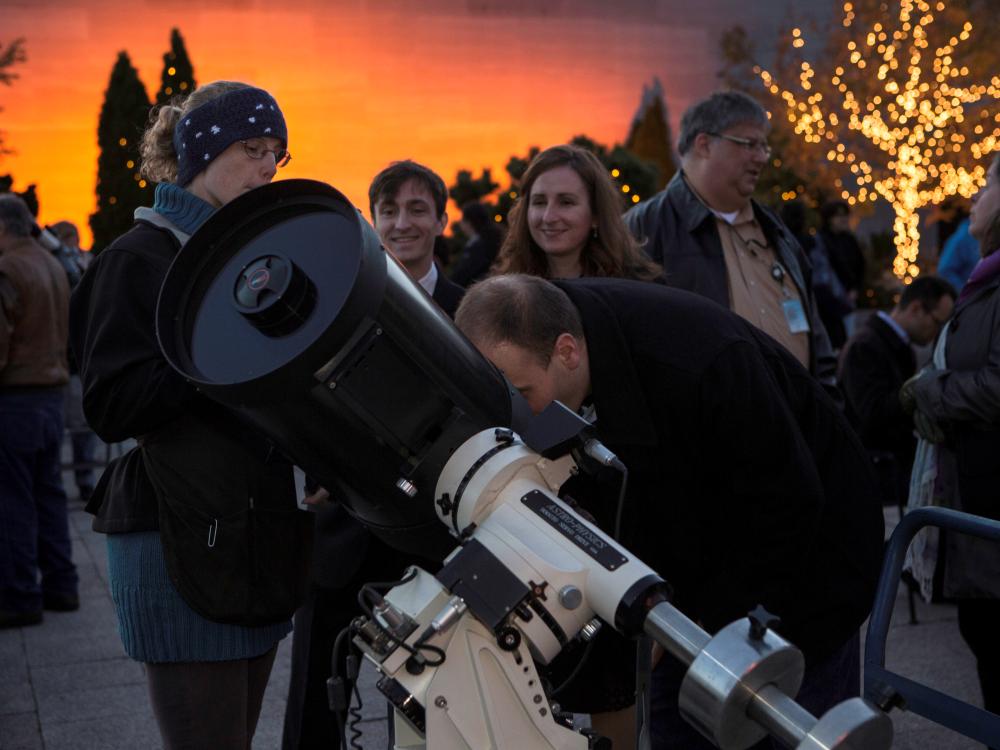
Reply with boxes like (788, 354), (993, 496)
(156, 179), (514, 557)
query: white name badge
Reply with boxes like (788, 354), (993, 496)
(782, 298), (811, 334)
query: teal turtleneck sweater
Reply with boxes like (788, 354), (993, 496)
(151, 181), (216, 235)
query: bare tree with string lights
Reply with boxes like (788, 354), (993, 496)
(759, 0), (1000, 282)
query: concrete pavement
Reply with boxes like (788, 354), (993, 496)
(0, 467), (993, 749)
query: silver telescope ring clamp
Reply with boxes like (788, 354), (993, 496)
(680, 617), (805, 749)
(645, 601), (892, 750)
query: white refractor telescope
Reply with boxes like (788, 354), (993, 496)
(156, 180), (893, 750)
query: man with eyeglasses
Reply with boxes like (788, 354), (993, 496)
(625, 90), (837, 389)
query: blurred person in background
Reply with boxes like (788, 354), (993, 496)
(937, 213), (980, 293)
(0, 194), (78, 629)
(781, 200), (852, 350)
(449, 200), (501, 287)
(902, 154), (1000, 735)
(51, 220), (89, 272)
(839, 276), (955, 506)
(50, 220), (98, 505)
(817, 202), (866, 305)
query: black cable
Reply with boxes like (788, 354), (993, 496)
(346, 654), (364, 750)
(549, 635), (599, 698)
(355, 569), (447, 668)
(411, 632), (447, 667)
(359, 568), (418, 595)
(354, 569), (418, 623)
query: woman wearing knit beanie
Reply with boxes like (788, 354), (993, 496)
(69, 81), (311, 749)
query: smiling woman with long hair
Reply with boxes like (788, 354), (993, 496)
(493, 144), (661, 281)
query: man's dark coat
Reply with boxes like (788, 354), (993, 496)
(839, 314), (917, 476)
(553, 278), (884, 661)
(431, 272), (465, 317)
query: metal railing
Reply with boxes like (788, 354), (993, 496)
(864, 506), (1000, 746)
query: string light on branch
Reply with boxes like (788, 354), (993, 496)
(760, 0), (999, 282)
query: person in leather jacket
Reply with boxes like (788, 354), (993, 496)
(624, 91), (837, 389)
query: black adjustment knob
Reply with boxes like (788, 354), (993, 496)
(494, 428), (515, 444)
(748, 604), (781, 641)
(496, 626), (521, 651)
(233, 254), (316, 337)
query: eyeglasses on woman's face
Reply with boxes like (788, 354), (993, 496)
(240, 139), (291, 168)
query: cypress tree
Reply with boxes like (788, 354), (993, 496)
(625, 78), (677, 191)
(155, 28), (196, 106)
(0, 37), (27, 157)
(89, 51), (151, 254)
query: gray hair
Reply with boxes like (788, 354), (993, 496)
(677, 91), (769, 155)
(0, 194), (35, 237)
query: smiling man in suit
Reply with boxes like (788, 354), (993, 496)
(369, 159), (464, 315)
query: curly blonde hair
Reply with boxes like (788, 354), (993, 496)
(139, 81), (251, 183)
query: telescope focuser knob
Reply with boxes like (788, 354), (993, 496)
(396, 478), (418, 498)
(580, 618), (602, 642)
(748, 605), (780, 641)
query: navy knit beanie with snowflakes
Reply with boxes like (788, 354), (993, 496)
(173, 86), (288, 187)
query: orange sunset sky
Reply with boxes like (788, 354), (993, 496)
(0, 0), (795, 248)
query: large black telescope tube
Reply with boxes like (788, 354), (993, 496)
(156, 180), (514, 558)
